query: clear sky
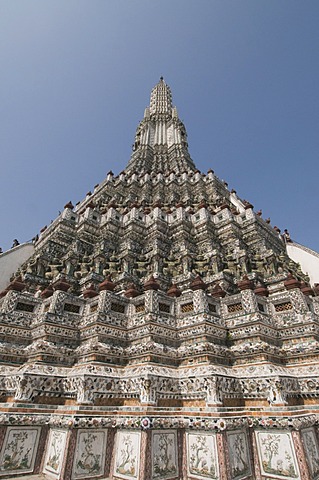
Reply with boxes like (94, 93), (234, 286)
(0, 0), (318, 252)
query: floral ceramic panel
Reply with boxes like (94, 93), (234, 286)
(114, 430), (141, 479)
(0, 426), (40, 475)
(152, 430), (178, 479)
(186, 432), (219, 480)
(301, 427), (319, 479)
(255, 431), (300, 479)
(72, 429), (107, 479)
(227, 430), (251, 480)
(43, 429), (68, 478)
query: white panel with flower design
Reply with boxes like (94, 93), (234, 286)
(114, 430), (141, 480)
(255, 431), (300, 480)
(0, 426), (40, 476)
(43, 429), (68, 479)
(186, 431), (219, 480)
(152, 430), (178, 479)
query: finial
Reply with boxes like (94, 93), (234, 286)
(160, 76), (164, 81)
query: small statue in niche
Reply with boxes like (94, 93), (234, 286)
(267, 378), (287, 405)
(80, 255), (92, 275)
(225, 255), (240, 277)
(93, 255), (106, 275)
(45, 258), (64, 280)
(26, 255), (47, 277)
(193, 255), (209, 277)
(108, 254), (120, 273)
(238, 253), (252, 275)
(14, 375), (34, 401)
(64, 257), (78, 277)
(134, 255), (150, 278)
(139, 377), (156, 404)
(252, 254), (266, 274)
(182, 254), (193, 274)
(277, 253), (288, 274)
(26, 256), (37, 275)
(264, 254), (276, 275)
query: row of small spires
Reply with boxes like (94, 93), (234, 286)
(1, 272), (317, 300)
(65, 199), (246, 214)
(0, 223), (291, 255)
(62, 200), (291, 236)
(105, 168), (209, 177)
(87, 168), (223, 189)
(75, 168), (224, 198)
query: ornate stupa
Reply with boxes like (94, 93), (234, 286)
(1, 78), (319, 479)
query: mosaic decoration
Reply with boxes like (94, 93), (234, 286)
(0, 426), (40, 475)
(152, 430), (178, 479)
(227, 430), (251, 480)
(301, 427), (319, 479)
(255, 431), (300, 479)
(186, 432), (219, 479)
(0, 78), (319, 479)
(72, 429), (107, 479)
(43, 429), (68, 478)
(114, 430), (141, 479)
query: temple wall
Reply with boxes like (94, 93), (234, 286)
(287, 242), (319, 285)
(0, 417), (318, 479)
(0, 243), (34, 291)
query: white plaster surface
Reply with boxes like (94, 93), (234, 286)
(0, 243), (34, 291)
(300, 427), (319, 479)
(43, 429), (68, 479)
(287, 242), (319, 285)
(152, 430), (178, 480)
(7, 476), (47, 480)
(186, 432), (219, 480)
(72, 429), (107, 479)
(255, 431), (300, 480)
(114, 431), (141, 480)
(0, 426), (40, 476)
(227, 430), (251, 480)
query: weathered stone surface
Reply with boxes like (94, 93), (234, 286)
(0, 78), (318, 479)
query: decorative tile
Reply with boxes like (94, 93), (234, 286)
(226, 430), (251, 480)
(114, 430), (141, 479)
(255, 431), (300, 479)
(301, 427), (319, 479)
(152, 430), (178, 479)
(0, 426), (40, 475)
(72, 429), (107, 479)
(43, 429), (68, 478)
(186, 432), (219, 480)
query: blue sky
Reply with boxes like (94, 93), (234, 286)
(0, 0), (318, 252)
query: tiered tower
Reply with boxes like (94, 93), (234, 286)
(1, 79), (319, 479)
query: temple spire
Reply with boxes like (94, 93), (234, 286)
(126, 78), (196, 174)
(149, 77), (173, 117)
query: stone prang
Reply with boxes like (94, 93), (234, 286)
(0, 78), (318, 479)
